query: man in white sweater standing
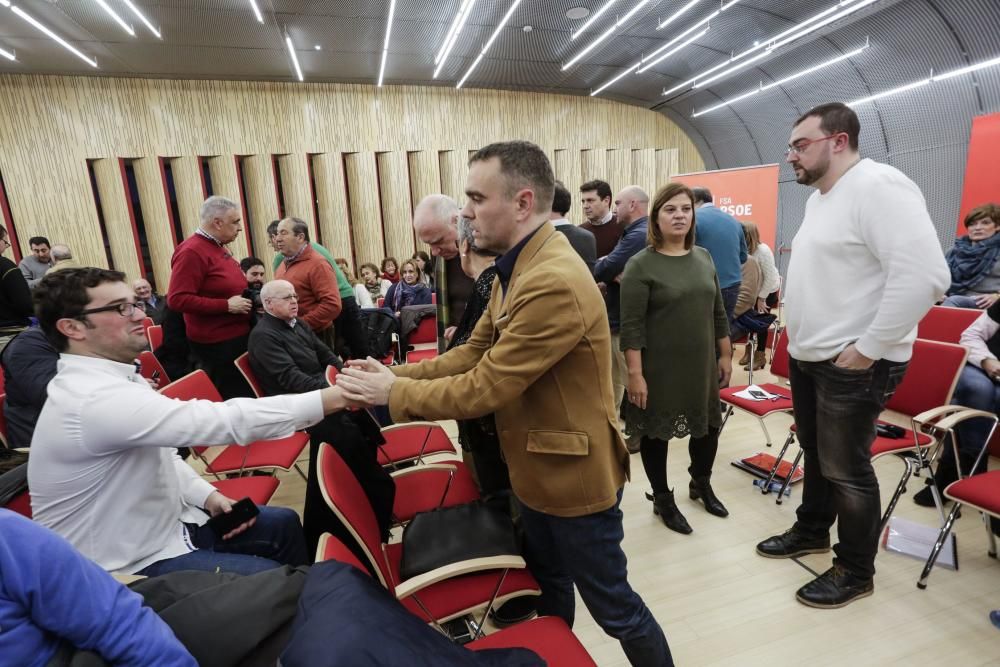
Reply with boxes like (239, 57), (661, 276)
(755, 103), (949, 608)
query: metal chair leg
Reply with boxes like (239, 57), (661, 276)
(763, 431), (796, 494)
(760, 419), (774, 448)
(879, 456), (916, 535)
(917, 502), (963, 589)
(986, 514), (998, 558)
(777, 449), (802, 505)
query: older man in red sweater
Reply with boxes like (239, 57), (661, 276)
(274, 217), (341, 347)
(168, 196), (254, 398)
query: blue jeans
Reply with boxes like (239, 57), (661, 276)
(720, 283), (741, 326)
(137, 506), (308, 577)
(518, 490), (672, 667)
(941, 295), (983, 309)
(951, 364), (1000, 460)
(789, 357), (907, 579)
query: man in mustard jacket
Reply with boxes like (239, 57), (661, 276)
(338, 141), (671, 666)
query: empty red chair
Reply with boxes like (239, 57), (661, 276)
(209, 476), (280, 506)
(916, 305), (981, 344)
(405, 314), (438, 364)
(137, 350), (170, 385)
(315, 532), (596, 666)
(316, 443), (539, 625)
(160, 371), (309, 479)
(146, 324), (163, 351)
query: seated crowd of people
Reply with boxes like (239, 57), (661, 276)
(1, 105), (998, 666)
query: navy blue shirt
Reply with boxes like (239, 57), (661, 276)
(495, 223), (545, 297)
(593, 216), (649, 333)
(693, 204), (748, 289)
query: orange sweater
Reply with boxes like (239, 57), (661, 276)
(275, 245), (342, 331)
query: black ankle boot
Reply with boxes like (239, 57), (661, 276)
(651, 490), (693, 534)
(689, 475), (729, 517)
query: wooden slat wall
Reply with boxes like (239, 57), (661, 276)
(0, 74), (704, 286)
(376, 152), (415, 262)
(276, 154), (313, 233)
(90, 158), (142, 279)
(239, 154), (279, 263)
(205, 156), (252, 261)
(130, 157), (175, 290)
(343, 153), (384, 267)
(631, 149), (657, 204)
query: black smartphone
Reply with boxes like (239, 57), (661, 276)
(206, 497), (259, 538)
(748, 389), (768, 399)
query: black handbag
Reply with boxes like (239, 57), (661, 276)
(399, 501), (520, 581)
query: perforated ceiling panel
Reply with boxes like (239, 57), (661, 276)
(0, 0), (998, 248)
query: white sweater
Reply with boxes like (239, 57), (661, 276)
(784, 158), (949, 363)
(753, 243), (781, 298)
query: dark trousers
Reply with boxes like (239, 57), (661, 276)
(789, 357), (907, 579)
(950, 364), (1000, 461)
(189, 334), (254, 399)
(639, 426), (720, 494)
(720, 283), (741, 326)
(518, 490), (673, 667)
(458, 416), (511, 499)
(136, 506), (308, 577)
(334, 296), (369, 359)
(305, 413), (395, 560)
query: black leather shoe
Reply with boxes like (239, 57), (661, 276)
(689, 476), (729, 517)
(490, 596), (537, 627)
(913, 485), (935, 507)
(756, 528), (830, 559)
(795, 565), (873, 609)
(650, 490), (693, 535)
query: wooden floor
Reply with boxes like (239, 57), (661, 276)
(252, 359), (1000, 666)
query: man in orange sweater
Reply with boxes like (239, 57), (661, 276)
(274, 218), (341, 346)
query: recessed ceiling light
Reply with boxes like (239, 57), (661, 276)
(566, 6), (590, 20)
(523, 25), (532, 32)
(314, 44), (321, 50)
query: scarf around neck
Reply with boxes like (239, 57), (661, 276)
(946, 234), (1000, 295)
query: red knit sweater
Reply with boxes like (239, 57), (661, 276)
(167, 233), (250, 344)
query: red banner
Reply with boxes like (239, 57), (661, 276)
(958, 112), (1000, 236)
(674, 164), (780, 249)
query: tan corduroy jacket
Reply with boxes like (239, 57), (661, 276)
(389, 222), (629, 517)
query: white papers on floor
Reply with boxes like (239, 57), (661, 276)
(883, 516), (957, 570)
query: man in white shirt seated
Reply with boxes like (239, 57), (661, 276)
(28, 267), (356, 576)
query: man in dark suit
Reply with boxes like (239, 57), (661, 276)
(550, 180), (596, 271)
(337, 141), (672, 667)
(133, 278), (166, 324)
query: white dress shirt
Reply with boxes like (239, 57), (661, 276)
(29, 354), (324, 573)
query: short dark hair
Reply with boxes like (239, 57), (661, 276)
(240, 256), (265, 273)
(381, 257), (399, 274)
(29, 236), (50, 248)
(580, 180), (612, 203)
(469, 141), (555, 214)
(964, 203), (1000, 230)
(649, 183), (697, 251)
(267, 220), (280, 237)
(359, 262), (379, 275)
(281, 217), (310, 243)
(794, 102), (861, 150)
(691, 187), (713, 204)
(34, 267), (126, 352)
(552, 181), (572, 216)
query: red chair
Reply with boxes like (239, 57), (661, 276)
(775, 340), (968, 528)
(160, 371), (309, 480)
(4, 490), (31, 518)
(234, 352), (267, 397)
(316, 533), (596, 666)
(325, 366), (459, 466)
(390, 462), (481, 524)
(720, 329), (794, 452)
(917, 305), (981, 344)
(917, 408), (1000, 589)
(316, 443), (540, 627)
(405, 314), (438, 364)
(137, 350), (171, 385)
(146, 324), (163, 351)
(141, 316), (154, 337)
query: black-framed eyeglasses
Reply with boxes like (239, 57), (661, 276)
(75, 301), (147, 319)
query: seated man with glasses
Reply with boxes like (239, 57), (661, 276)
(28, 268), (358, 576)
(248, 279), (395, 555)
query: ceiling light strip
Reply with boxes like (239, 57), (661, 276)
(562, 0), (651, 71)
(285, 35), (303, 81)
(0, 0), (10, 7)
(571, 0), (618, 40)
(120, 0), (161, 38)
(248, 0), (263, 23)
(664, 0), (881, 96)
(377, 0), (397, 86)
(656, 0), (702, 30)
(92, 0), (135, 36)
(692, 43), (868, 117)
(637, 26), (709, 75)
(0, 45), (14, 61)
(849, 53), (1000, 106)
(10, 5), (98, 67)
(434, 0), (476, 77)
(457, 0), (523, 88)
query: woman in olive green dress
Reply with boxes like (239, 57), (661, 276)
(620, 182), (733, 535)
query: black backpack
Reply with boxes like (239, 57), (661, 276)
(360, 309), (399, 360)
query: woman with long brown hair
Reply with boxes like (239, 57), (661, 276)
(620, 182), (732, 534)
